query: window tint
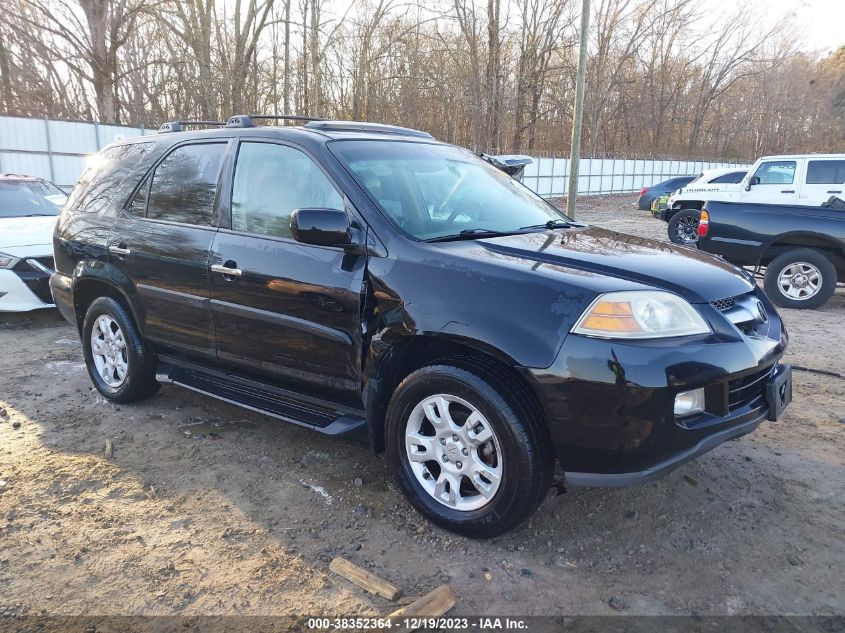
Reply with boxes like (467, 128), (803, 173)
(65, 142), (153, 216)
(127, 177), (151, 217)
(753, 161), (796, 185)
(806, 160), (845, 184)
(668, 177), (692, 189)
(710, 171), (746, 184)
(147, 143), (226, 226)
(231, 142), (343, 239)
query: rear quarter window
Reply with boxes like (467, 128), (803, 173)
(65, 142), (154, 217)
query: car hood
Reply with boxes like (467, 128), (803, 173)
(0, 215), (58, 250)
(462, 226), (753, 303)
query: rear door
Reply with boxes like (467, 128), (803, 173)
(209, 139), (365, 404)
(110, 139), (230, 359)
(800, 158), (845, 205)
(742, 159), (801, 205)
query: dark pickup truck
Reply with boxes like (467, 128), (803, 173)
(698, 200), (845, 309)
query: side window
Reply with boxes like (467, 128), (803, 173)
(65, 142), (153, 216)
(147, 143), (226, 226)
(711, 171), (746, 184)
(752, 161), (796, 185)
(806, 160), (845, 184)
(231, 142), (343, 239)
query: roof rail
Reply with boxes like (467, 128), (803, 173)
(158, 120), (225, 133)
(303, 120), (433, 139)
(225, 114), (326, 128)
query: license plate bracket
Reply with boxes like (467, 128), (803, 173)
(766, 365), (792, 421)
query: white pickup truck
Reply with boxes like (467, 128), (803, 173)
(664, 154), (845, 244)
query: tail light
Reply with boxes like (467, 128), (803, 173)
(698, 209), (709, 237)
(639, 187), (648, 197)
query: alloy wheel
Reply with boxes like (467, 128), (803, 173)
(90, 315), (129, 387)
(676, 215), (699, 243)
(404, 394), (503, 511)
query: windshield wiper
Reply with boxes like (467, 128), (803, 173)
(427, 228), (520, 242)
(519, 218), (580, 231)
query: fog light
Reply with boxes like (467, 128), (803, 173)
(674, 388), (705, 417)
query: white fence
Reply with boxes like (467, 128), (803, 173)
(0, 115), (748, 195)
(521, 156), (750, 197)
(0, 115), (154, 189)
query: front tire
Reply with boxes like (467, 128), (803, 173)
(386, 363), (553, 538)
(82, 297), (159, 403)
(764, 248), (836, 309)
(667, 208), (700, 244)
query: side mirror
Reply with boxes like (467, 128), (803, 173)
(745, 176), (760, 191)
(290, 208), (352, 247)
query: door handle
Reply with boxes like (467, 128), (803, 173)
(109, 244), (130, 257)
(211, 263), (242, 278)
(827, 190), (842, 194)
(780, 190), (795, 194)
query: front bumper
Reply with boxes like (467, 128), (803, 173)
(527, 297), (788, 485)
(0, 257), (56, 312)
(564, 409), (765, 486)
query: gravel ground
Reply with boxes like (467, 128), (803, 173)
(0, 194), (842, 619)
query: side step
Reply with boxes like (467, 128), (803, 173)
(156, 358), (366, 437)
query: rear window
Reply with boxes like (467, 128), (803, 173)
(806, 160), (845, 184)
(65, 142), (153, 217)
(0, 179), (66, 218)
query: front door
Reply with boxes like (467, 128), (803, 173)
(741, 159), (801, 206)
(110, 140), (230, 359)
(209, 140), (365, 404)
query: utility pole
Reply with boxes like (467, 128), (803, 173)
(566, 0), (590, 220)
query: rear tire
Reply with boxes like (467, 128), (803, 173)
(82, 296), (159, 403)
(667, 208), (700, 245)
(386, 362), (553, 538)
(763, 248), (836, 309)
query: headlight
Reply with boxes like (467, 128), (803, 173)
(0, 252), (19, 269)
(572, 291), (711, 339)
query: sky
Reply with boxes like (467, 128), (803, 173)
(734, 0), (844, 54)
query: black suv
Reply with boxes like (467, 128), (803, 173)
(51, 116), (792, 537)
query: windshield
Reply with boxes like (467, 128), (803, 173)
(330, 140), (568, 240)
(0, 180), (66, 218)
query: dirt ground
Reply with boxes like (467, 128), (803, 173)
(0, 195), (843, 620)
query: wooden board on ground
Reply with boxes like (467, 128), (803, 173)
(329, 556), (401, 600)
(388, 584), (455, 632)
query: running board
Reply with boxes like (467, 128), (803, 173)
(156, 358), (366, 437)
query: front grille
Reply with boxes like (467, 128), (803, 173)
(728, 365), (774, 411)
(712, 292), (769, 337)
(711, 295), (738, 312)
(11, 257), (54, 304)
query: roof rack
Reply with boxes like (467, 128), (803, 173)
(158, 120), (225, 133)
(303, 120), (432, 139)
(225, 114), (326, 128)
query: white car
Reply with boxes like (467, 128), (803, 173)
(0, 175), (67, 311)
(662, 167), (747, 243)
